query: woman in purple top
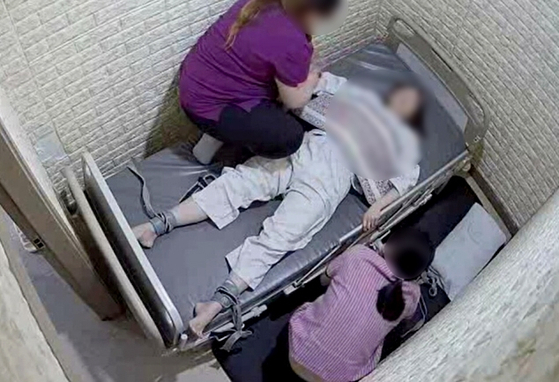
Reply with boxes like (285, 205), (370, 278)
(179, 0), (342, 163)
(289, 228), (435, 382)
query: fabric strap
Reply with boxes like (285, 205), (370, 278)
(180, 174), (218, 203)
(212, 281), (252, 352)
(127, 162), (217, 236)
(128, 162), (178, 236)
(423, 266), (446, 298)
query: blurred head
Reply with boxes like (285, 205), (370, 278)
(383, 227), (435, 280)
(385, 84), (425, 134)
(376, 228), (434, 322)
(294, 0), (344, 35)
(227, 0), (343, 47)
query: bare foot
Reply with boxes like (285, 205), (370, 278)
(132, 222), (158, 249)
(189, 301), (223, 338)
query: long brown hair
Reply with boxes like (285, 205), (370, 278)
(226, 0), (339, 48)
(226, 0), (284, 48)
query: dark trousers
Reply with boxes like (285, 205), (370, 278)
(185, 101), (305, 159)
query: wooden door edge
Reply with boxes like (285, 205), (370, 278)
(0, 208), (96, 382)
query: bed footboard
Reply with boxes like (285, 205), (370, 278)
(63, 166), (166, 349)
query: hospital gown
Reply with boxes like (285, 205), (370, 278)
(192, 72), (420, 290)
(193, 130), (353, 289)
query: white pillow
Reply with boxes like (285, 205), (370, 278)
(432, 203), (507, 300)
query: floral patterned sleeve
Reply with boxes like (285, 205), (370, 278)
(389, 165), (421, 196)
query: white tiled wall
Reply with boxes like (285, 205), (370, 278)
(0, 0), (380, 190)
(1, 0), (557, 228)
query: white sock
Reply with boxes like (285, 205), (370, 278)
(193, 134), (224, 165)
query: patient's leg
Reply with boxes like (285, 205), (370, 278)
(133, 155), (291, 248)
(189, 272), (248, 337)
(132, 198), (208, 248)
(187, 184), (346, 337)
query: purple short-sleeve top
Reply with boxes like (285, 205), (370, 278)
(179, 0), (313, 121)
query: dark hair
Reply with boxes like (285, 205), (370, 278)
(385, 83), (426, 136)
(226, 0), (341, 47)
(376, 228), (434, 321)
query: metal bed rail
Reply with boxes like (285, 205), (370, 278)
(288, 150), (469, 291)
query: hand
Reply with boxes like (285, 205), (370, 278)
(304, 71), (321, 98)
(308, 70), (321, 86)
(363, 204), (383, 232)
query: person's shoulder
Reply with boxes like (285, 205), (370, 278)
(260, 8), (311, 47)
(347, 244), (377, 258)
(342, 245), (384, 269)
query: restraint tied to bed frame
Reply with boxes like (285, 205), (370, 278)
(212, 280), (252, 352)
(127, 161), (218, 236)
(127, 161), (252, 350)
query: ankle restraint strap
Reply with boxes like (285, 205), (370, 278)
(149, 211), (177, 236)
(128, 162), (217, 237)
(211, 280), (252, 352)
(211, 279), (240, 309)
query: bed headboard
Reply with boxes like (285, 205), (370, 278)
(385, 16), (489, 151)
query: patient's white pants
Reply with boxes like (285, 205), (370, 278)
(193, 131), (353, 289)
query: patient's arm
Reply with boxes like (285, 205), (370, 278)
(276, 71), (321, 110)
(362, 189), (400, 232)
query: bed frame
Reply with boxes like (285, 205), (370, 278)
(65, 16), (501, 353)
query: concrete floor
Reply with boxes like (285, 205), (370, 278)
(6, 221), (229, 382)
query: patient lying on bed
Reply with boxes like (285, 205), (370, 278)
(132, 83), (425, 338)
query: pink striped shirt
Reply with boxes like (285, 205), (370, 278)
(289, 245), (421, 382)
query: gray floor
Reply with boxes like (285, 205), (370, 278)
(6, 221), (229, 382)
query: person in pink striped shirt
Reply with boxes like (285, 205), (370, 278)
(289, 228), (435, 382)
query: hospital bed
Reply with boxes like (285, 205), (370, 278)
(64, 17), (492, 353)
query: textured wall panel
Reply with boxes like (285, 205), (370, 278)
(2, 0), (554, 228)
(0, 0), (380, 190)
(377, 0), (559, 229)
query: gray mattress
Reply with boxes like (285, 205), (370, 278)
(107, 146), (367, 331)
(105, 42), (466, 339)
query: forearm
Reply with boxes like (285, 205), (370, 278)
(320, 272), (332, 287)
(277, 71), (320, 110)
(375, 189), (400, 211)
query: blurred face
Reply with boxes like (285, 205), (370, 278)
(301, 1), (346, 36)
(380, 242), (401, 275)
(381, 242), (411, 280)
(387, 87), (422, 121)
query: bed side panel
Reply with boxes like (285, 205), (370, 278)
(82, 153), (184, 347)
